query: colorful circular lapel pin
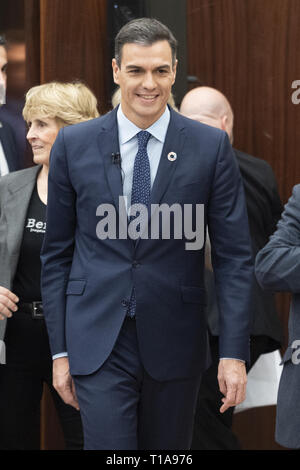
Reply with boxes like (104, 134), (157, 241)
(167, 152), (177, 162)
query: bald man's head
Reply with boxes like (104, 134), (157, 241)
(180, 87), (234, 144)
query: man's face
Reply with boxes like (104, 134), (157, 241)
(0, 45), (7, 88)
(112, 40), (177, 129)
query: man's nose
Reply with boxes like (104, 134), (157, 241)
(142, 72), (156, 89)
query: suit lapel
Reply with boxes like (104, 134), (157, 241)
(136, 109), (187, 246)
(100, 108), (123, 212)
(5, 166), (40, 257)
(150, 109), (186, 206)
(98, 108), (130, 240)
(99, 108), (187, 247)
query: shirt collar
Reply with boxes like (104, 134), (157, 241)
(117, 105), (170, 145)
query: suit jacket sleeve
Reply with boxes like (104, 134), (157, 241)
(0, 177), (8, 342)
(0, 121), (20, 172)
(41, 129), (76, 356)
(208, 134), (254, 362)
(264, 162), (283, 238)
(255, 184), (300, 293)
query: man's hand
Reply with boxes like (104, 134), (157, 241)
(53, 357), (80, 410)
(217, 359), (247, 413)
(0, 286), (19, 320)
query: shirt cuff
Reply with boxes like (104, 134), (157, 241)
(52, 352), (68, 360)
(220, 357), (245, 363)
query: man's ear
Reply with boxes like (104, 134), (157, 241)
(221, 115), (233, 144)
(172, 59), (178, 85)
(112, 58), (120, 85)
(221, 115), (228, 133)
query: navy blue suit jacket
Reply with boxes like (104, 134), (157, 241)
(0, 120), (20, 172)
(207, 150), (283, 346)
(41, 107), (253, 380)
(255, 185), (300, 448)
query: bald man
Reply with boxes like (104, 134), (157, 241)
(180, 87), (284, 449)
(180, 87), (234, 143)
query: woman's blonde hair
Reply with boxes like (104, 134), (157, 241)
(23, 81), (99, 127)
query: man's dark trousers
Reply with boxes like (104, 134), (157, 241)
(73, 317), (202, 450)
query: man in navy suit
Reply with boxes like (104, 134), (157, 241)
(0, 35), (19, 175)
(41, 18), (253, 450)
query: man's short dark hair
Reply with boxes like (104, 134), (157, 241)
(114, 17), (177, 67)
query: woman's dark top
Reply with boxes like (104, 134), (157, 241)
(12, 185), (46, 302)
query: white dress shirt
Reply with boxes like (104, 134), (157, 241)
(117, 104), (170, 211)
(0, 139), (9, 176)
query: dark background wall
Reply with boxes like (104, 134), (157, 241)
(187, 0), (300, 204)
(0, 0), (297, 450)
(186, 2), (294, 449)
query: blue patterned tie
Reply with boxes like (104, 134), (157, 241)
(127, 130), (151, 318)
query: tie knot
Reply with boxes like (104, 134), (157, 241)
(137, 130), (151, 149)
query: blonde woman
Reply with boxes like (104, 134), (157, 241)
(0, 81), (99, 449)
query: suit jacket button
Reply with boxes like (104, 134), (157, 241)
(132, 260), (140, 268)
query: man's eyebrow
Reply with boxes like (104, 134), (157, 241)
(125, 65), (143, 70)
(125, 64), (172, 71)
(156, 64), (171, 69)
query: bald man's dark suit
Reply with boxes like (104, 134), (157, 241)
(192, 149), (284, 450)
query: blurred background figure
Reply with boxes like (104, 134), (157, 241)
(180, 86), (284, 449)
(0, 34), (20, 175)
(0, 30), (27, 167)
(0, 81), (99, 449)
